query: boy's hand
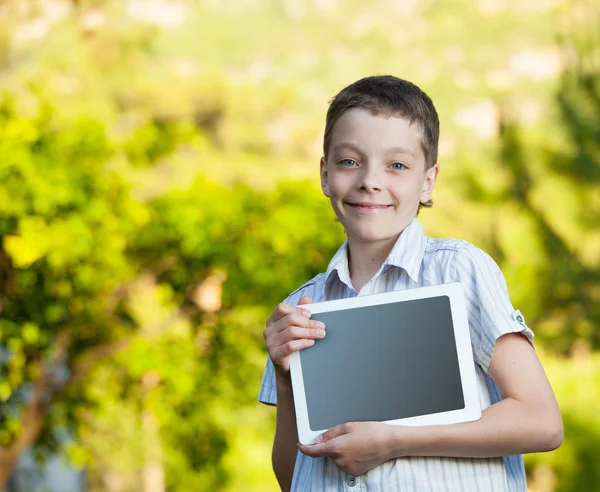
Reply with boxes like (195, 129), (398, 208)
(297, 422), (396, 476)
(264, 296), (326, 375)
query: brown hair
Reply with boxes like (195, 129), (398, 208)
(323, 75), (439, 209)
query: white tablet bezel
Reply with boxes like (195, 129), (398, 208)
(289, 282), (481, 445)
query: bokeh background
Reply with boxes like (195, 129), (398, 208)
(0, 0), (598, 491)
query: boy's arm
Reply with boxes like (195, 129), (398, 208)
(272, 372), (298, 492)
(263, 296), (325, 491)
(299, 332), (563, 476)
(399, 332), (563, 457)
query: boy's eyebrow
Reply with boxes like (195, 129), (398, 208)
(384, 146), (417, 158)
(331, 142), (416, 158)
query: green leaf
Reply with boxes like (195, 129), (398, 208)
(22, 322), (40, 345)
(3, 234), (48, 268)
(0, 381), (12, 402)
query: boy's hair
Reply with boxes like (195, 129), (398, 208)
(323, 75), (439, 209)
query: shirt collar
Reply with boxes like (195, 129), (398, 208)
(325, 219), (428, 287)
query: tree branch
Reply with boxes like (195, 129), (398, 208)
(0, 330), (71, 484)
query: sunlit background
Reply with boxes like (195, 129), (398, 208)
(0, 0), (598, 491)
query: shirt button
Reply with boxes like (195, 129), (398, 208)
(516, 314), (524, 323)
(347, 476), (357, 487)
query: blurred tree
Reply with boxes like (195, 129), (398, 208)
(0, 93), (144, 483)
(0, 0), (598, 490)
(0, 89), (343, 488)
(485, 0), (600, 354)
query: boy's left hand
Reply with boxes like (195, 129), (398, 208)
(297, 422), (396, 476)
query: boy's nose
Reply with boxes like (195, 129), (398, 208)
(358, 166), (383, 193)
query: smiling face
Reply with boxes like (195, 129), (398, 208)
(320, 107), (439, 247)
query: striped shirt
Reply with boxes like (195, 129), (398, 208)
(259, 219), (533, 492)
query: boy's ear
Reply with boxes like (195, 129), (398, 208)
(420, 163), (439, 203)
(320, 157), (330, 197)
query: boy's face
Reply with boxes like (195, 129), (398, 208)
(320, 107), (439, 246)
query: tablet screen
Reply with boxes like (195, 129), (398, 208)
(300, 295), (465, 430)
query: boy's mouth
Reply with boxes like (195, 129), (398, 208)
(345, 202), (392, 214)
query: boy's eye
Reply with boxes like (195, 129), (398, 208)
(391, 162), (407, 170)
(340, 159), (357, 167)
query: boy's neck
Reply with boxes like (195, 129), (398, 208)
(347, 234), (400, 292)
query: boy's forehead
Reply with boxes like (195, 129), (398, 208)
(329, 107), (424, 156)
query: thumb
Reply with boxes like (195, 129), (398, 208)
(298, 296), (312, 306)
(315, 423), (349, 444)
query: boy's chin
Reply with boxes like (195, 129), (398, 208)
(346, 229), (403, 245)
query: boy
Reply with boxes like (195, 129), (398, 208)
(259, 75), (562, 492)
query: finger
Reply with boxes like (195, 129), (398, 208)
(270, 326), (325, 351)
(297, 442), (334, 458)
(269, 312), (325, 338)
(267, 300), (313, 324)
(266, 303), (305, 326)
(284, 312), (324, 330)
(315, 423), (351, 444)
(265, 314), (325, 359)
(266, 310), (324, 338)
(298, 296), (312, 306)
(266, 303), (297, 324)
(270, 338), (316, 360)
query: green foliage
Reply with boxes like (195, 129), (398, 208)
(0, 93), (147, 451)
(0, 80), (345, 487)
(0, 1), (597, 491)
(525, 352), (600, 492)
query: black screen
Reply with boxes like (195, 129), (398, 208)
(300, 295), (465, 430)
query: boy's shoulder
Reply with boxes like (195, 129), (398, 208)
(425, 236), (471, 254)
(424, 236), (480, 264)
(423, 236), (503, 277)
(425, 236), (492, 258)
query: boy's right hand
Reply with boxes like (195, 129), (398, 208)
(264, 296), (326, 375)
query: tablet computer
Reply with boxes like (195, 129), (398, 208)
(289, 282), (481, 445)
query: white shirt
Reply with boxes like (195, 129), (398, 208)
(259, 219), (533, 492)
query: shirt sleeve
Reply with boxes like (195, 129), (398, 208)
(451, 244), (535, 374)
(258, 356), (277, 406)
